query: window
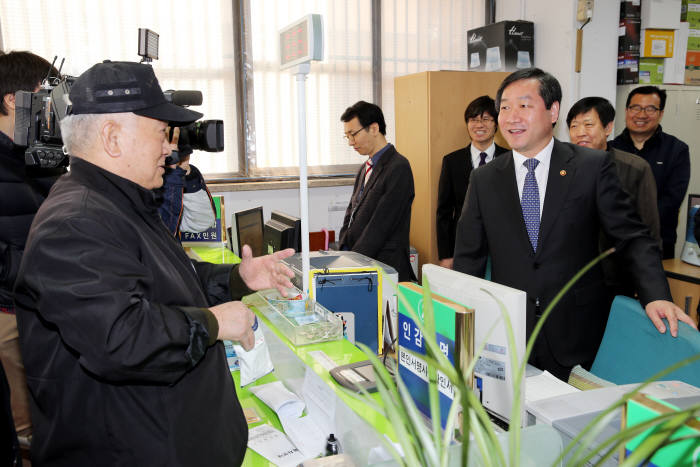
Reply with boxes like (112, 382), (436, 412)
(381, 0), (482, 144)
(243, 0), (373, 178)
(0, 0), (239, 174)
(1, 0), (484, 180)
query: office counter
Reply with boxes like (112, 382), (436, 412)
(188, 246), (393, 466)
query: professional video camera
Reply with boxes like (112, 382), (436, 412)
(162, 89), (224, 165)
(13, 60), (73, 168)
(13, 28), (224, 168)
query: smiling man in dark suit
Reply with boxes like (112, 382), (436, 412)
(436, 95), (508, 269)
(339, 101), (415, 281)
(453, 68), (696, 381)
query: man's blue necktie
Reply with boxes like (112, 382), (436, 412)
(522, 158), (540, 251)
(479, 152), (488, 166)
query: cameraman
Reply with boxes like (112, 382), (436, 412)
(14, 61), (294, 466)
(158, 127), (217, 237)
(0, 50), (63, 458)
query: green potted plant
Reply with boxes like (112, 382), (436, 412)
(350, 249), (700, 466)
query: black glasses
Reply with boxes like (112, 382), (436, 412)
(627, 104), (660, 115)
(343, 127), (367, 141)
(467, 116), (495, 124)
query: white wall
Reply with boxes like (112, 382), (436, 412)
(496, 0), (619, 141)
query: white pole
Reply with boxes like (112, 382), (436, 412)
(295, 63), (311, 294)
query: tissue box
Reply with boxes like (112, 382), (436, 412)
(467, 21), (534, 72)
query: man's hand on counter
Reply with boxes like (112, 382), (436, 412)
(210, 301), (256, 350)
(238, 244), (296, 296)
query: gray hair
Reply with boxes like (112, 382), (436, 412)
(59, 113), (104, 156)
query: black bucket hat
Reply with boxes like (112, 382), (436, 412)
(68, 60), (202, 125)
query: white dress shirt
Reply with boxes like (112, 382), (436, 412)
(470, 142), (496, 169)
(512, 138), (554, 215)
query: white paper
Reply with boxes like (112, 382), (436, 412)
(280, 415), (326, 459)
(525, 370), (580, 403)
(308, 350), (338, 371)
(651, 39), (667, 56)
(247, 424), (306, 467)
(301, 367), (336, 434)
(249, 381), (305, 420)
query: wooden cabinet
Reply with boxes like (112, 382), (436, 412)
(394, 71), (510, 275)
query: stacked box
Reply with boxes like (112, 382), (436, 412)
(685, 50), (700, 84)
(688, 3), (700, 50)
(618, 1), (641, 84)
(664, 23), (689, 83)
(685, 1), (700, 84)
(467, 21), (534, 72)
(641, 29), (675, 57)
(618, 52), (640, 84)
(619, 18), (642, 52)
(640, 58), (665, 83)
(621, 0), (641, 19)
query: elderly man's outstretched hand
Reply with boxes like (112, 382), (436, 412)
(238, 244), (295, 296)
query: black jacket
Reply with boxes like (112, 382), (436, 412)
(454, 141), (669, 372)
(339, 144), (415, 281)
(610, 126), (690, 256)
(436, 143), (508, 259)
(14, 158), (249, 466)
(0, 131), (64, 311)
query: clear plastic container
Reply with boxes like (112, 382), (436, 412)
(243, 288), (343, 346)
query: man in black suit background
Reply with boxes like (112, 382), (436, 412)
(339, 101), (415, 281)
(453, 68), (695, 380)
(436, 96), (508, 269)
(609, 86), (690, 259)
(566, 96), (661, 299)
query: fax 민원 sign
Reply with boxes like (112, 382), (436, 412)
(181, 195), (224, 242)
(397, 283), (463, 429)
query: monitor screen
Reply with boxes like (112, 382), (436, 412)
(264, 211), (301, 253)
(421, 264), (527, 427)
(232, 207), (264, 257)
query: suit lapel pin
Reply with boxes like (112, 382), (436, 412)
(560, 170), (567, 176)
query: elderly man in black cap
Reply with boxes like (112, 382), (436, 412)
(14, 61), (294, 466)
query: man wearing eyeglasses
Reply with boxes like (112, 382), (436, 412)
(610, 86), (690, 259)
(436, 95), (508, 269)
(339, 101), (415, 281)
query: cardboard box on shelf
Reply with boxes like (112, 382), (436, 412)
(619, 18), (641, 52)
(687, 3), (700, 28)
(642, 0), (682, 29)
(685, 50), (700, 85)
(689, 27), (700, 51)
(618, 52), (639, 84)
(621, 0), (641, 19)
(467, 21), (534, 72)
(664, 23), (689, 83)
(641, 29), (675, 57)
(640, 58), (665, 84)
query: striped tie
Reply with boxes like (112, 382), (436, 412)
(521, 158), (540, 251)
(364, 159), (373, 185)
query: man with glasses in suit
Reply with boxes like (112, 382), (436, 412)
(436, 95), (508, 269)
(338, 101), (415, 281)
(610, 86), (690, 259)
